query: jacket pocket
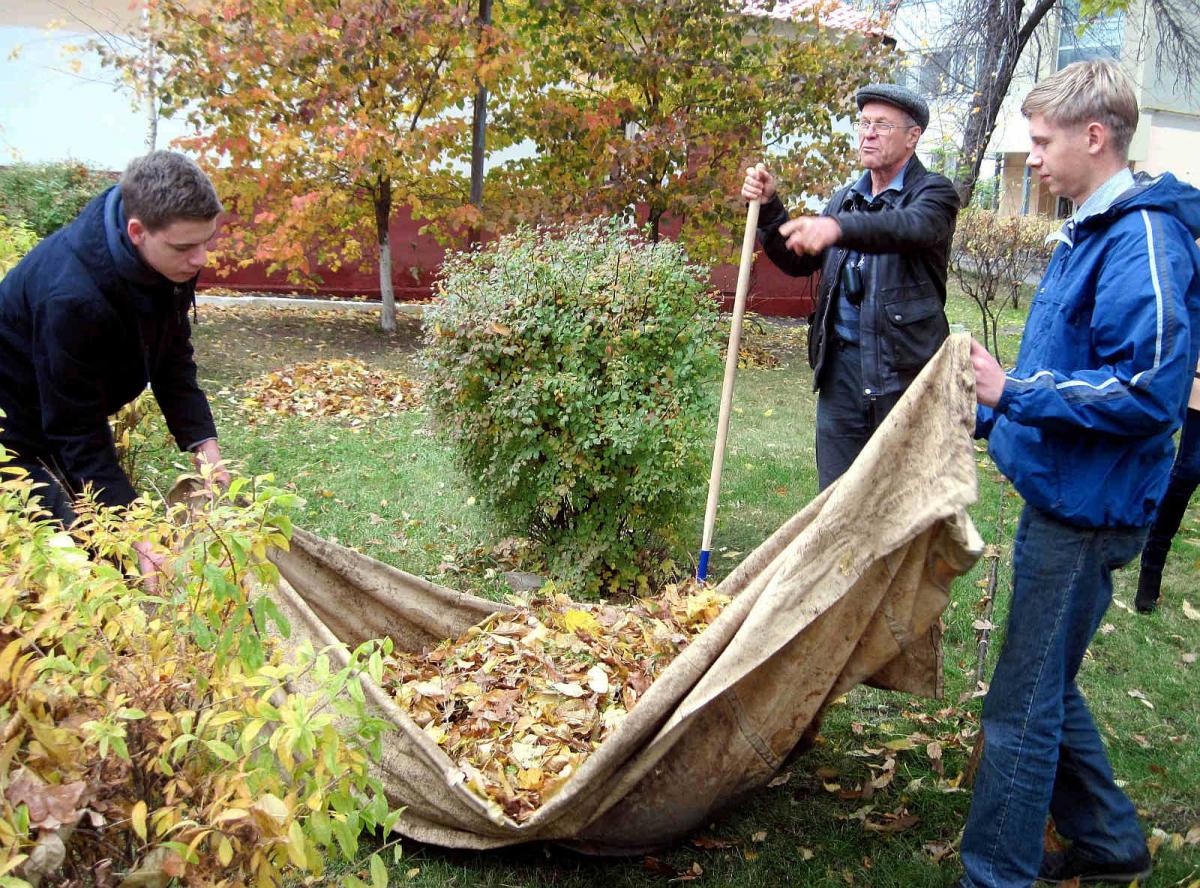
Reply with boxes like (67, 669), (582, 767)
(882, 292), (948, 371)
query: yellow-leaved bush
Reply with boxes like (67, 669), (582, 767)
(0, 216), (38, 277)
(0, 435), (402, 888)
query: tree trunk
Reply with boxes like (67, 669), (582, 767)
(142, 7), (158, 151)
(468, 0), (492, 248)
(376, 181), (396, 333)
(951, 0), (1058, 206)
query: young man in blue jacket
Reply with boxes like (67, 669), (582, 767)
(0, 150), (228, 584)
(963, 60), (1200, 887)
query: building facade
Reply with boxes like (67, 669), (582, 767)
(890, 0), (1200, 217)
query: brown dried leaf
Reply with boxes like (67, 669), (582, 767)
(384, 582), (729, 821)
(691, 835), (735, 850)
(5, 770), (88, 830)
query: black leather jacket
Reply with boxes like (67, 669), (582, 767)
(757, 154), (959, 397)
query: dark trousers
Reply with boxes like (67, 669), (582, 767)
(1139, 408), (1200, 597)
(815, 339), (902, 490)
(11, 455), (77, 525)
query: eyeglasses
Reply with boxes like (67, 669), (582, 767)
(856, 119), (913, 134)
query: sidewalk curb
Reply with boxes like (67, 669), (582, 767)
(197, 294), (426, 315)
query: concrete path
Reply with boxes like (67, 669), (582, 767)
(196, 293), (425, 315)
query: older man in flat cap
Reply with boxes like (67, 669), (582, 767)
(743, 84), (960, 490)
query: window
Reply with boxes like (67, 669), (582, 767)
(905, 46), (987, 98)
(1057, 0), (1124, 69)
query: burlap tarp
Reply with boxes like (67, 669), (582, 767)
(265, 333), (984, 853)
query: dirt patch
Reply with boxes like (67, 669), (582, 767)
(191, 304), (425, 387)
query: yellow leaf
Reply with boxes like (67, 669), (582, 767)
(561, 609), (601, 635)
(214, 807), (251, 823)
(286, 820), (308, 869)
(0, 639), (21, 682)
(252, 794), (288, 824)
(131, 800), (148, 841)
(217, 836), (234, 866)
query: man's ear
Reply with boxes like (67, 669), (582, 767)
(126, 217), (148, 246)
(1085, 121), (1107, 156)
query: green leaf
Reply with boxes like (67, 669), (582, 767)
(369, 853), (387, 888)
(205, 739), (238, 762)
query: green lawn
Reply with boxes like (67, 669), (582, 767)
(153, 289), (1199, 887)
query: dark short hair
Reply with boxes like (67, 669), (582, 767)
(119, 151), (222, 231)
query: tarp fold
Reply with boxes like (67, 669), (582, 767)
(267, 333), (983, 852)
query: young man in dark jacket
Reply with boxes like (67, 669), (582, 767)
(964, 60), (1200, 888)
(741, 83), (960, 489)
(0, 150), (227, 582)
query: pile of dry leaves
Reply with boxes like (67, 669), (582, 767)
(240, 358), (419, 421)
(382, 583), (730, 822)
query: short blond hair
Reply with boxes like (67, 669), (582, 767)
(1021, 59), (1138, 156)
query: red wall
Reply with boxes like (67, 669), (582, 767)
(198, 205), (818, 318)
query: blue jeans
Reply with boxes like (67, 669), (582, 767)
(959, 506), (1149, 888)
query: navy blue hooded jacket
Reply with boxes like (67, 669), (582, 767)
(976, 172), (1200, 528)
(0, 186), (217, 508)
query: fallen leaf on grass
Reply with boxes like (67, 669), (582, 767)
(1182, 600), (1200, 621)
(691, 835), (735, 850)
(751, 830), (768, 843)
(922, 840), (955, 863)
(863, 811), (920, 834)
(768, 771), (792, 788)
(799, 847), (814, 860)
(643, 856), (676, 877)
(240, 358), (419, 421)
(1127, 689), (1154, 709)
(1110, 598), (1134, 613)
(670, 862), (704, 882)
(1182, 652), (1196, 664)
(1099, 623), (1115, 635)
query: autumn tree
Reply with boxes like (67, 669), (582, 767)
(489, 0), (891, 265)
(905, 0), (1200, 205)
(129, 0), (517, 331)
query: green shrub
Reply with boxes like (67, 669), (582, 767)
(0, 214), (38, 276)
(0, 437), (403, 887)
(423, 218), (720, 597)
(0, 162), (113, 238)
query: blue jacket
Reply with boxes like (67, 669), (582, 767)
(976, 172), (1200, 528)
(0, 186), (217, 508)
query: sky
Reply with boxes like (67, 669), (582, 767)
(0, 23), (191, 170)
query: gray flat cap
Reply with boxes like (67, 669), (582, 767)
(856, 84), (929, 130)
